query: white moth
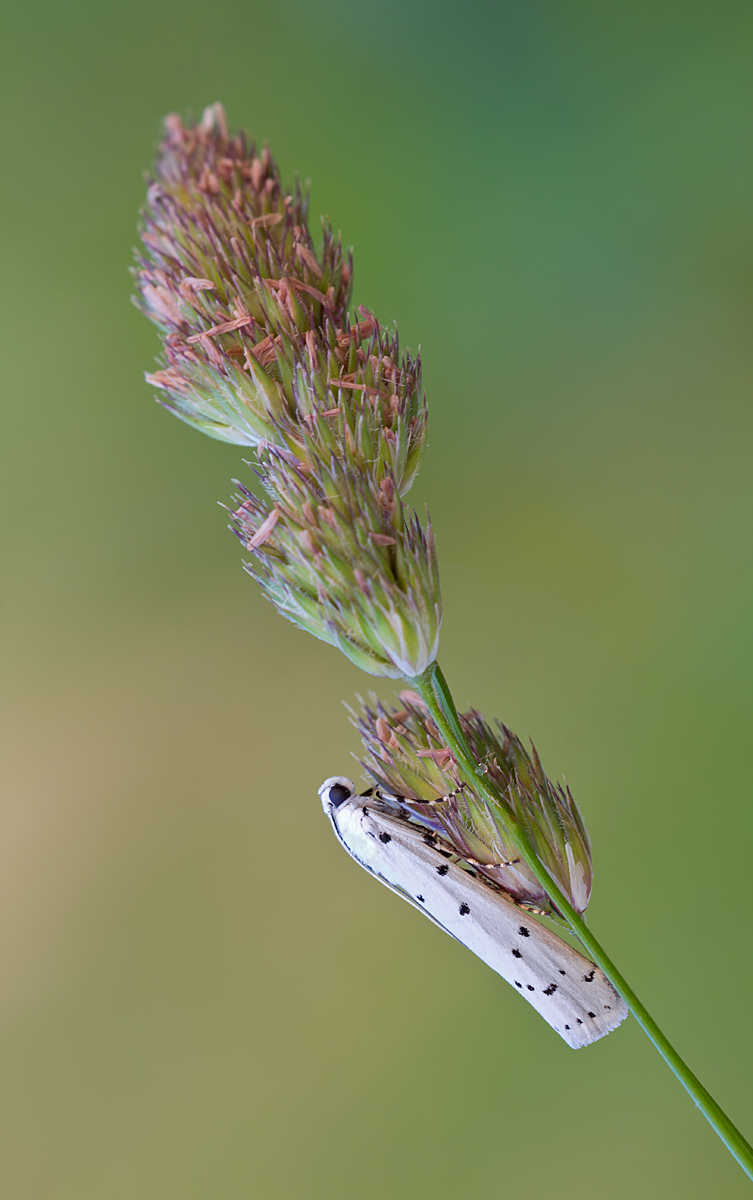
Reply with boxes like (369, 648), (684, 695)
(319, 776), (628, 1048)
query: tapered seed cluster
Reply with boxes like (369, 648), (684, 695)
(135, 104), (440, 676)
(351, 692), (593, 918)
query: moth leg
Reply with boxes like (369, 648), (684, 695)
(425, 782), (521, 866)
(385, 781), (520, 866)
(465, 853), (521, 868)
(421, 785), (522, 865)
(372, 781), (469, 808)
(421, 781), (469, 808)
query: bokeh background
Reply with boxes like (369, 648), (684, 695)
(3, 1), (753, 1196)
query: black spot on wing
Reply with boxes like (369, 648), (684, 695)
(436, 864), (449, 876)
(527, 985), (535, 991)
(564, 1024), (570, 1030)
(588, 1012), (596, 1019)
(459, 903), (470, 916)
(512, 949), (522, 959)
(514, 981), (522, 988)
(583, 969), (595, 982)
(543, 984), (558, 996)
(416, 895), (425, 903)
(559, 969), (566, 975)
(378, 832), (392, 843)
(518, 926), (530, 937)
(423, 833), (437, 846)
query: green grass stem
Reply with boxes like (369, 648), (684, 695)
(407, 661), (753, 1182)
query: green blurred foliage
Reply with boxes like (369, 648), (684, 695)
(2, 1), (753, 1196)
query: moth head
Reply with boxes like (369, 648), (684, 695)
(318, 776), (355, 814)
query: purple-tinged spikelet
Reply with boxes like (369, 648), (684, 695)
(136, 104), (440, 675)
(134, 104), (426, 495)
(351, 693), (593, 918)
(230, 434), (442, 677)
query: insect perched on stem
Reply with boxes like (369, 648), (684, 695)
(319, 776), (627, 1048)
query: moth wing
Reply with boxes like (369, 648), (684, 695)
(331, 798), (627, 1048)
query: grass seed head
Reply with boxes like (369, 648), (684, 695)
(135, 104), (426, 496)
(230, 436), (442, 678)
(352, 694), (592, 917)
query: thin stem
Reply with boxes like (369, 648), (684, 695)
(407, 661), (753, 1182)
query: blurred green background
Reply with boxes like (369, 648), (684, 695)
(2, 1), (753, 1196)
